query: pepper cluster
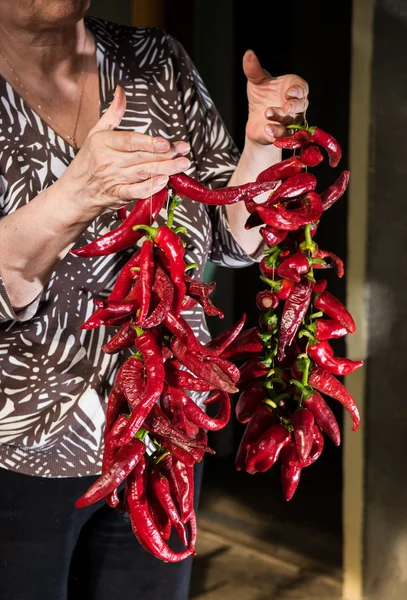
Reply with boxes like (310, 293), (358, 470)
(71, 123), (361, 561)
(228, 125), (363, 500)
(72, 187), (258, 562)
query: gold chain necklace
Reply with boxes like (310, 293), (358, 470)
(0, 33), (89, 150)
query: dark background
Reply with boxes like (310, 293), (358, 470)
(90, 0), (353, 573)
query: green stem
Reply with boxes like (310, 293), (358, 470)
(286, 124), (309, 131)
(260, 275), (280, 290)
(185, 263), (198, 272)
(133, 224), (157, 238)
(173, 226), (188, 236)
(135, 427), (148, 441)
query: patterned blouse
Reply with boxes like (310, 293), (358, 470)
(0, 17), (256, 478)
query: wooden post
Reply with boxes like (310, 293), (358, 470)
(131, 0), (166, 28)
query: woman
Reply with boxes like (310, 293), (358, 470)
(0, 1), (309, 599)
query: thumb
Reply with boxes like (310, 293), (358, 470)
(89, 85), (126, 135)
(243, 50), (272, 84)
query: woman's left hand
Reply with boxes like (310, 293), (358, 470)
(244, 49), (309, 145)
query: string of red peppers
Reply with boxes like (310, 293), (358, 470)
(72, 123), (361, 562)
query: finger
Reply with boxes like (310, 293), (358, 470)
(243, 49), (271, 84)
(265, 107), (297, 126)
(265, 123), (287, 141)
(101, 130), (173, 153)
(281, 98), (309, 116)
(120, 156), (191, 183)
(118, 175), (169, 201)
(116, 141), (191, 167)
(284, 79), (309, 99)
(89, 85), (127, 135)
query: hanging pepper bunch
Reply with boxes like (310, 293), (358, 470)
(71, 122), (361, 561)
(221, 125), (363, 500)
(72, 176), (278, 562)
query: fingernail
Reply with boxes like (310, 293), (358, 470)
(177, 158), (191, 171)
(154, 138), (170, 152)
(175, 141), (191, 154)
(285, 102), (294, 113)
(265, 125), (275, 137)
(266, 109), (274, 119)
(114, 85), (121, 98)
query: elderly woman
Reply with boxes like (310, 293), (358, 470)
(0, 1), (309, 599)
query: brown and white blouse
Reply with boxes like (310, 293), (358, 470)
(0, 17), (255, 478)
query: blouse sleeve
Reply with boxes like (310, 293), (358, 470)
(166, 34), (263, 268)
(0, 180), (43, 323)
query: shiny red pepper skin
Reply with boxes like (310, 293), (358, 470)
(291, 408), (315, 462)
(312, 249), (344, 278)
(256, 156), (305, 183)
(292, 424), (325, 467)
(236, 380), (267, 423)
(321, 170), (350, 211)
(181, 390), (231, 431)
(72, 188), (168, 257)
(237, 357), (269, 392)
(260, 226), (289, 247)
(152, 226), (186, 316)
(274, 130), (313, 149)
(149, 464), (188, 546)
(220, 327), (264, 361)
(278, 278), (314, 361)
(260, 256), (277, 278)
(117, 206), (127, 222)
(163, 311), (219, 358)
(210, 356), (240, 383)
(308, 340), (364, 376)
(171, 338), (238, 394)
(302, 391), (340, 446)
(275, 279), (294, 301)
(256, 291), (279, 311)
(314, 291), (356, 333)
(164, 360), (214, 393)
(75, 437), (145, 509)
(168, 172), (276, 204)
(309, 366), (360, 431)
(144, 404), (209, 451)
(185, 275), (224, 319)
(148, 485), (172, 542)
(314, 319), (348, 341)
(126, 457), (195, 562)
(119, 333), (165, 445)
(300, 145), (324, 167)
(244, 423), (291, 474)
(280, 442), (302, 501)
(313, 279), (327, 293)
(137, 239), (155, 325)
(160, 384), (200, 437)
(204, 314), (246, 356)
(256, 192), (323, 231)
(171, 458), (195, 524)
(277, 251), (309, 282)
(104, 385), (128, 441)
(310, 127), (342, 168)
(235, 402), (275, 471)
(264, 173), (317, 205)
(102, 320), (137, 355)
(116, 356), (145, 411)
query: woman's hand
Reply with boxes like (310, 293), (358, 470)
(59, 86), (190, 220)
(243, 50), (309, 145)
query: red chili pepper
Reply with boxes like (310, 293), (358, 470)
(102, 320), (137, 355)
(220, 327), (264, 361)
(185, 275), (224, 319)
(163, 311), (216, 357)
(309, 127), (342, 168)
(314, 319), (348, 341)
(291, 424), (325, 467)
(170, 457), (195, 524)
(160, 384), (200, 437)
(235, 380), (267, 424)
(144, 404), (209, 452)
(314, 291), (356, 333)
(244, 423), (291, 474)
(321, 170), (350, 211)
(204, 314), (246, 356)
(147, 483), (172, 542)
(291, 408), (315, 462)
(313, 279), (327, 293)
(116, 356), (145, 411)
(260, 226), (289, 247)
(181, 295), (197, 310)
(308, 340), (364, 376)
(302, 391), (341, 446)
(126, 457), (195, 562)
(171, 338), (238, 394)
(104, 385), (128, 441)
(312, 249), (344, 278)
(149, 464), (188, 547)
(278, 278), (313, 361)
(300, 145), (324, 167)
(309, 366), (360, 431)
(280, 442), (302, 501)
(256, 291), (279, 311)
(165, 360), (214, 393)
(75, 437), (145, 509)
(119, 332), (165, 445)
(274, 130), (314, 149)
(235, 402), (275, 470)
(256, 156), (305, 183)
(277, 251), (309, 282)
(137, 240), (155, 325)
(117, 206), (128, 222)
(93, 299), (138, 315)
(237, 357), (269, 392)
(256, 192), (322, 231)
(264, 173), (317, 205)
(72, 188), (168, 257)
(275, 279), (295, 301)
(181, 390), (230, 431)
(157, 454), (185, 520)
(142, 267), (174, 328)
(260, 256), (276, 278)
(210, 356), (240, 383)
(168, 173), (276, 205)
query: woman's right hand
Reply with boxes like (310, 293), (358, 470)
(59, 86), (191, 221)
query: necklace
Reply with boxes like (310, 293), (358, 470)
(0, 33), (89, 150)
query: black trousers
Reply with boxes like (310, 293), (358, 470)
(0, 462), (203, 600)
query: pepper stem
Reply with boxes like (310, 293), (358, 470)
(286, 124), (309, 131)
(259, 275), (280, 290)
(301, 224), (317, 253)
(133, 224), (157, 239)
(166, 193), (183, 228)
(185, 263), (198, 272)
(135, 427), (148, 441)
